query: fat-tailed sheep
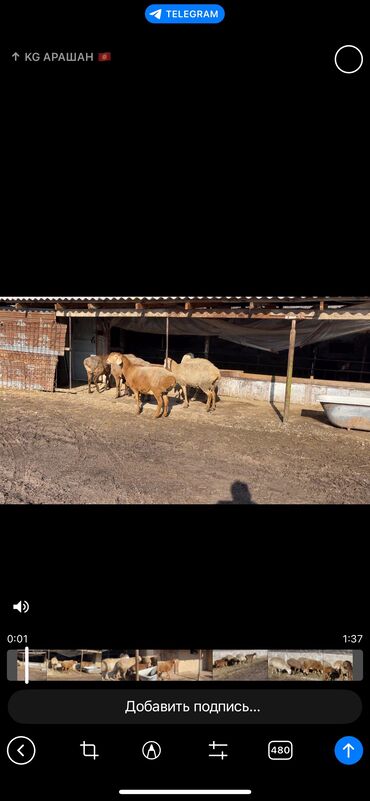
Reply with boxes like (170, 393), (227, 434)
(165, 356), (221, 412)
(269, 657), (292, 675)
(121, 355), (176, 418)
(106, 353), (151, 398)
(84, 354), (111, 394)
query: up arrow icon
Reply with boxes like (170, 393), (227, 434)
(12, 52), (20, 61)
(343, 743), (355, 759)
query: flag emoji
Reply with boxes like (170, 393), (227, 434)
(97, 52), (111, 62)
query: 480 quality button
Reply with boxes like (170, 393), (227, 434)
(145, 5), (225, 24)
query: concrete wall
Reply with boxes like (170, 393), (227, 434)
(268, 650), (353, 663)
(219, 373), (370, 404)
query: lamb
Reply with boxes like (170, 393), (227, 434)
(120, 355), (176, 418)
(165, 356), (220, 412)
(107, 353), (150, 398)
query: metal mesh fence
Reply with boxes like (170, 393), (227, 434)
(0, 313), (67, 391)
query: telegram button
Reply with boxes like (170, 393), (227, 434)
(145, 5), (225, 24)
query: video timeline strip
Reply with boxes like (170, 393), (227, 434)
(8, 649), (363, 682)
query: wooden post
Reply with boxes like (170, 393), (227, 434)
(283, 320), (297, 423)
(81, 649), (84, 675)
(165, 317), (169, 369)
(204, 336), (210, 359)
(68, 315), (72, 390)
(135, 649), (139, 682)
(198, 650), (202, 681)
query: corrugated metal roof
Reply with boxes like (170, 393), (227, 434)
(0, 296), (365, 302)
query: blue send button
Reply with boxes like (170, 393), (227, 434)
(145, 5), (225, 24)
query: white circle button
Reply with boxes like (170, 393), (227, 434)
(7, 736), (36, 765)
(334, 45), (363, 74)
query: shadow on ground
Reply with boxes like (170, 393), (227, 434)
(217, 481), (257, 504)
(301, 409), (331, 425)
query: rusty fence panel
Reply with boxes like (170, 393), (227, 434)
(0, 312), (67, 391)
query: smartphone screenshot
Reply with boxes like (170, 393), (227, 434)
(3, 1), (368, 799)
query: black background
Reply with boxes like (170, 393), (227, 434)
(5, 1), (368, 282)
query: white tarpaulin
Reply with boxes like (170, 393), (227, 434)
(111, 303), (370, 353)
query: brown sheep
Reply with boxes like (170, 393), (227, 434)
(322, 665), (341, 681)
(214, 658), (228, 669)
(157, 660), (177, 680)
(106, 353), (151, 398)
(120, 356), (176, 418)
(340, 660), (353, 680)
(61, 659), (78, 671)
(301, 659), (323, 674)
(84, 354), (111, 394)
(287, 658), (304, 674)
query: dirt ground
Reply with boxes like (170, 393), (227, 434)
(1, 387), (369, 504)
(159, 671), (213, 681)
(46, 670), (101, 681)
(17, 665), (47, 681)
(214, 658), (268, 681)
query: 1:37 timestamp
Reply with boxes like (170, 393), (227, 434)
(342, 634), (363, 643)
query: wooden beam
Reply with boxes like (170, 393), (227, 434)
(54, 303), (64, 311)
(283, 320), (297, 423)
(319, 300), (325, 311)
(56, 308), (370, 321)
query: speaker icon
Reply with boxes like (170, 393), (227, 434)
(13, 600), (30, 613)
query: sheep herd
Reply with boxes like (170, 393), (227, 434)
(214, 653), (257, 669)
(83, 352), (221, 418)
(268, 656), (353, 681)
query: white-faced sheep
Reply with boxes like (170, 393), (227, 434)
(165, 356), (221, 412)
(121, 355), (176, 418)
(106, 353), (151, 398)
